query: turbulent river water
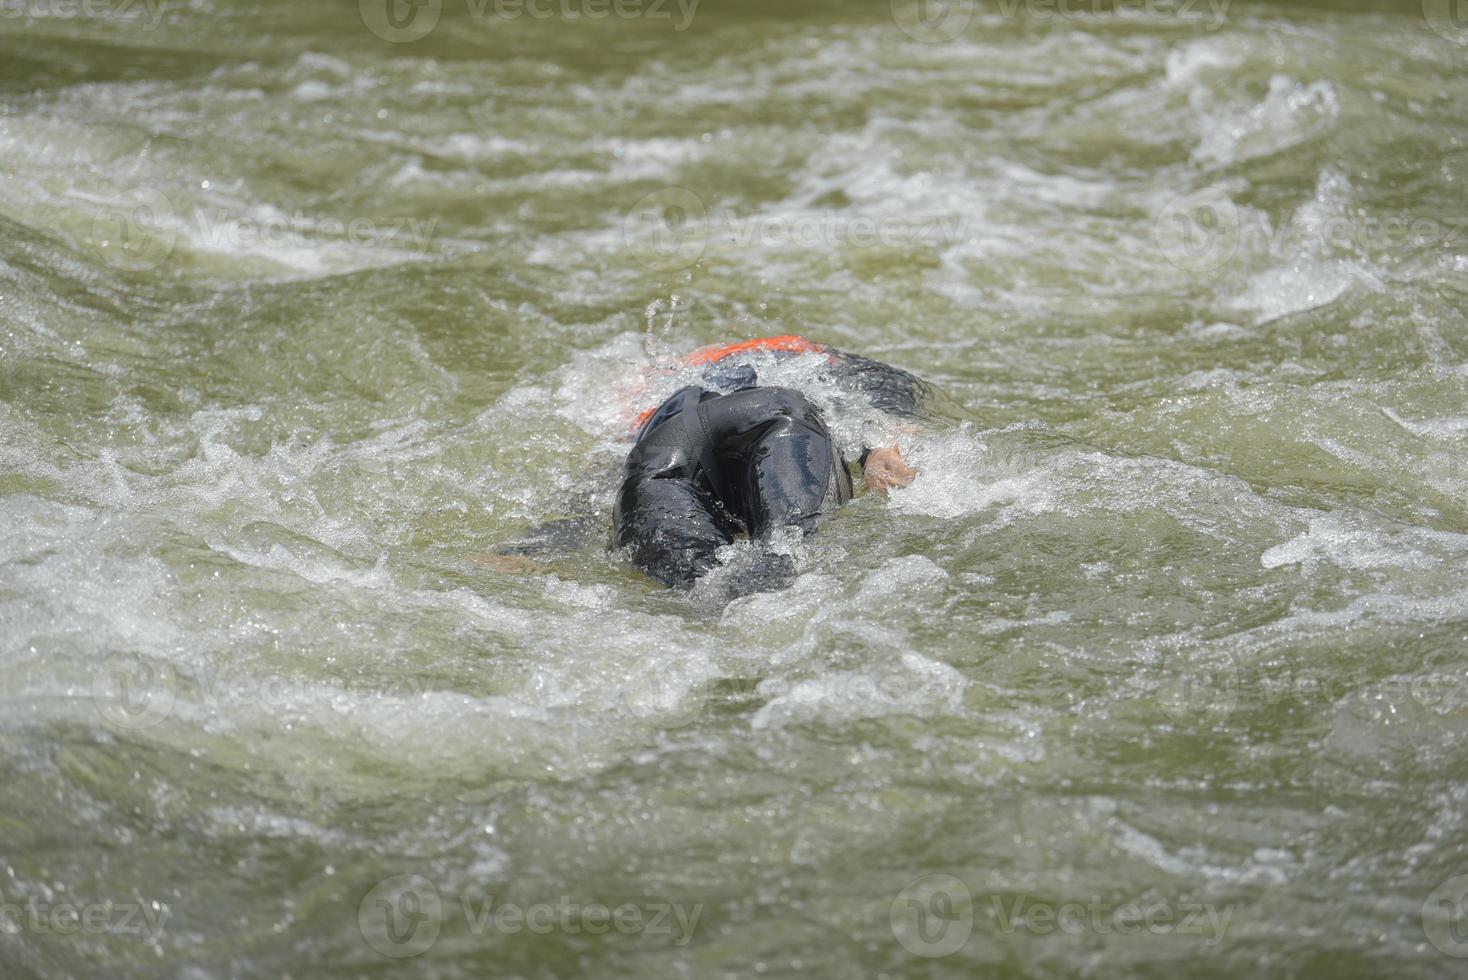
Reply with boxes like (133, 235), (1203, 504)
(3, 0), (1468, 977)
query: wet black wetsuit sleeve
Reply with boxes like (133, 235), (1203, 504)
(613, 385), (850, 589)
(697, 386), (852, 534)
(612, 387), (734, 588)
(825, 349), (930, 419)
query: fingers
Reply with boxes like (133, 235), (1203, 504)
(863, 446), (917, 494)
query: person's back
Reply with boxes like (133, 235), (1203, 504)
(614, 336), (925, 589)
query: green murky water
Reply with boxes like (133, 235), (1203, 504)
(3, 0), (1468, 977)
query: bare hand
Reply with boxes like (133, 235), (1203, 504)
(863, 445), (916, 494)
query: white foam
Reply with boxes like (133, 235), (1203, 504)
(1261, 511), (1468, 572)
(749, 649), (967, 731)
(1194, 75), (1340, 168)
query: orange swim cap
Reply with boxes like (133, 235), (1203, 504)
(684, 334), (824, 366)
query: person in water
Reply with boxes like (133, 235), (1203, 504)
(613, 335), (926, 589)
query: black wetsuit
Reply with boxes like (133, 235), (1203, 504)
(613, 343), (927, 589)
